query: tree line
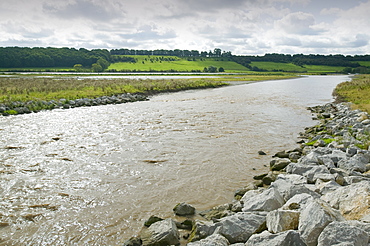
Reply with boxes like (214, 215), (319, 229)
(1, 47), (369, 73)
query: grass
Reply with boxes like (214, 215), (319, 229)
(108, 56), (249, 73)
(0, 77), (227, 103)
(333, 74), (370, 113)
(0, 74), (298, 105)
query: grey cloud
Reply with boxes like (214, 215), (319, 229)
(275, 12), (324, 35)
(43, 0), (125, 22)
(120, 25), (177, 41)
(349, 34), (369, 48)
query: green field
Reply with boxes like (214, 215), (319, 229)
(358, 61), (370, 67)
(249, 62), (346, 73)
(108, 55), (249, 73)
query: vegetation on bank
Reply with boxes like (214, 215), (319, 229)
(334, 75), (370, 113)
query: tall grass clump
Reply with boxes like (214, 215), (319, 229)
(333, 75), (370, 113)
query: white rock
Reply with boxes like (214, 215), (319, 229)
(298, 199), (344, 246)
(266, 210), (300, 233)
(141, 219), (180, 246)
(281, 193), (315, 211)
(246, 230), (306, 246)
(187, 234), (230, 246)
(242, 188), (285, 212)
(317, 221), (368, 246)
(215, 212), (266, 244)
(321, 181), (370, 220)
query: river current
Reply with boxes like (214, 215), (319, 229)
(0, 75), (350, 245)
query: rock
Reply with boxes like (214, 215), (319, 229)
(140, 219), (180, 246)
(288, 152), (301, 162)
(270, 158), (291, 171)
(234, 183), (257, 199)
(262, 172), (279, 185)
(338, 154), (368, 173)
(188, 220), (219, 242)
(266, 210), (300, 233)
(253, 173), (268, 180)
(286, 163), (331, 183)
(246, 230), (306, 246)
(215, 212), (266, 243)
(199, 204), (233, 221)
(281, 193), (315, 211)
(273, 151), (290, 158)
(269, 175), (319, 201)
(317, 221), (369, 246)
(187, 234), (230, 246)
(298, 199), (344, 246)
(258, 151), (266, 155)
(242, 188), (285, 212)
(123, 237), (142, 246)
(321, 181), (370, 220)
(144, 215), (164, 227)
(315, 180), (341, 195)
(173, 202), (196, 216)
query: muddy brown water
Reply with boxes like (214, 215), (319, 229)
(0, 75), (350, 245)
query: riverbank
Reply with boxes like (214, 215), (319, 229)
(0, 74), (297, 116)
(124, 101), (370, 245)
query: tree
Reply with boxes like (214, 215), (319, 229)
(91, 63), (103, 72)
(73, 64), (83, 72)
(97, 58), (110, 70)
(218, 67), (225, 72)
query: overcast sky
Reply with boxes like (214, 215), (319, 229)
(1, 0), (369, 55)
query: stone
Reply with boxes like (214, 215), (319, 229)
(123, 237), (142, 246)
(281, 193), (315, 211)
(317, 221), (368, 246)
(315, 180), (341, 195)
(140, 219), (180, 246)
(270, 158), (291, 171)
(338, 154), (368, 173)
(286, 163), (331, 183)
(242, 188), (285, 212)
(173, 202), (196, 216)
(187, 234), (230, 246)
(234, 183), (257, 199)
(199, 203), (233, 221)
(215, 212), (266, 243)
(273, 151), (290, 158)
(258, 150), (266, 155)
(298, 199), (344, 246)
(266, 210), (300, 233)
(188, 220), (219, 242)
(321, 181), (370, 220)
(246, 230), (306, 246)
(144, 215), (164, 227)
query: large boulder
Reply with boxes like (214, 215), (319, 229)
(266, 210), (300, 233)
(140, 219), (180, 246)
(241, 188), (285, 212)
(246, 230), (306, 246)
(214, 212), (266, 243)
(321, 181), (370, 220)
(317, 221), (369, 246)
(286, 163), (333, 183)
(338, 153), (369, 173)
(187, 234), (230, 246)
(281, 193), (316, 211)
(298, 199), (344, 246)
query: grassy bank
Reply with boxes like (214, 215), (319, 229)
(0, 77), (228, 104)
(334, 75), (370, 113)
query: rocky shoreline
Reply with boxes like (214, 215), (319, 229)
(0, 93), (148, 116)
(124, 102), (370, 246)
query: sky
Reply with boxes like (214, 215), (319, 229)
(0, 0), (369, 55)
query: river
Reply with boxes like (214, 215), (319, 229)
(0, 75), (350, 245)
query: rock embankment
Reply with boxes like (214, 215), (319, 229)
(124, 102), (370, 246)
(0, 93), (148, 116)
